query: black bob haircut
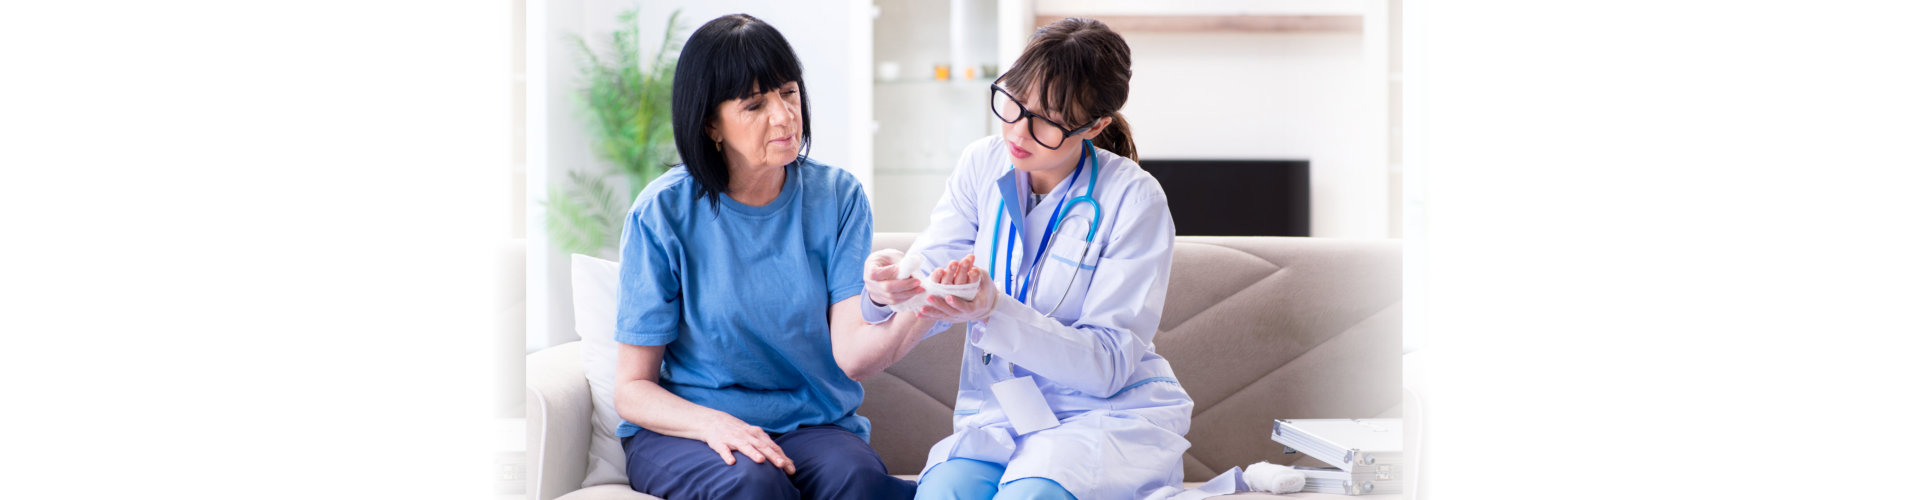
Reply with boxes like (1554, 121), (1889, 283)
(671, 13), (811, 208)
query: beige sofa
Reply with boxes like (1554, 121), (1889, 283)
(528, 233), (1404, 499)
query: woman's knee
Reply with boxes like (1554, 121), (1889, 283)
(822, 456), (894, 484)
(709, 460), (799, 499)
(802, 459), (913, 500)
(994, 477), (1075, 500)
(916, 459), (1005, 500)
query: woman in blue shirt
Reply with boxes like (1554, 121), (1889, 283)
(610, 14), (929, 500)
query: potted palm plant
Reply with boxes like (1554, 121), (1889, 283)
(547, 8), (684, 258)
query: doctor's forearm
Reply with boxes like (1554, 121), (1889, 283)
(981, 299), (1138, 395)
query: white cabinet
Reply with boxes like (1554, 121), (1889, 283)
(868, 0), (1023, 232)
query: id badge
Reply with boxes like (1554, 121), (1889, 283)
(990, 376), (1061, 435)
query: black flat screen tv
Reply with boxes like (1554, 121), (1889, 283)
(1138, 159), (1309, 237)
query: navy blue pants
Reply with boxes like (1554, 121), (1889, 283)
(622, 424), (916, 500)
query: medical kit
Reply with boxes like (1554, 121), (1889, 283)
(1271, 418), (1404, 495)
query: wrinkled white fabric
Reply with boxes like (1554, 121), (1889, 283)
(1142, 466), (1246, 500)
(1139, 461), (1306, 499)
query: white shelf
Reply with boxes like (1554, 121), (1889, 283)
(875, 166), (957, 174)
(875, 78), (996, 86)
(1033, 0), (1369, 17)
(870, 0), (1008, 232)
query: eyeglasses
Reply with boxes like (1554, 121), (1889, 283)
(989, 84), (1096, 150)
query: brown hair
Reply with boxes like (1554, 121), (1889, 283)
(996, 17), (1138, 161)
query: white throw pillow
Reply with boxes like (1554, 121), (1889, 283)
(570, 254), (628, 488)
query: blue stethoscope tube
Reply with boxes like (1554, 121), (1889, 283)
(988, 139), (1104, 307)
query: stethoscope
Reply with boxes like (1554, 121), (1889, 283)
(987, 139), (1104, 320)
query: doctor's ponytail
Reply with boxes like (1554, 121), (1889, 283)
(998, 17), (1139, 162)
(1094, 112), (1136, 162)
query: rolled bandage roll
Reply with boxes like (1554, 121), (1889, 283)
(1243, 462), (1306, 494)
(894, 253), (923, 280)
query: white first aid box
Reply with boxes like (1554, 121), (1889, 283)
(1272, 419), (1404, 495)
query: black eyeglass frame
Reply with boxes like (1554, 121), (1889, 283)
(988, 84), (1098, 150)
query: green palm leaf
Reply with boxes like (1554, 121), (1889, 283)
(550, 7), (686, 257)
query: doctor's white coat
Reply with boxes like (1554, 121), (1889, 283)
(908, 135), (1194, 500)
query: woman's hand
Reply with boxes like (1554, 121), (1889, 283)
(917, 255), (997, 323)
(864, 249), (923, 306)
(698, 415), (795, 475)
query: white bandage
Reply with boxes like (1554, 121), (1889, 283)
(1243, 461), (1306, 494)
(887, 252), (981, 313)
(893, 254), (923, 280)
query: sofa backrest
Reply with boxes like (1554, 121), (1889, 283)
(861, 233), (1403, 479)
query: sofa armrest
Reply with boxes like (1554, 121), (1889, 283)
(527, 341), (591, 500)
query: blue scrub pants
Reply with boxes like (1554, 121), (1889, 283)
(916, 458), (1077, 500)
(621, 424), (915, 500)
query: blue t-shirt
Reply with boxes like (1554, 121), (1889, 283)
(614, 158), (873, 440)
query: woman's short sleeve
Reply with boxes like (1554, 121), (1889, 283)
(614, 206), (682, 346)
(827, 177), (873, 305)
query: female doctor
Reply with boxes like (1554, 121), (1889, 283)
(860, 17), (1193, 500)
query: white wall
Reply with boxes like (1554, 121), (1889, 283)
(1125, 30), (1388, 238)
(1033, 0), (1392, 238)
(529, 0), (870, 350)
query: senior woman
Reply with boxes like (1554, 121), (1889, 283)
(610, 13), (928, 500)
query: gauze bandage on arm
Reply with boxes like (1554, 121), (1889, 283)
(887, 240), (980, 313)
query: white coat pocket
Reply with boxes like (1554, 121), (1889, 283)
(1029, 237), (1098, 319)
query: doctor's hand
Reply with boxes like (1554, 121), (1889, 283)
(698, 414), (796, 475)
(864, 249), (923, 306)
(917, 255), (997, 323)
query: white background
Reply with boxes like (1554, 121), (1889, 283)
(1408, 1), (1920, 499)
(1, 2), (504, 497)
(3, 1), (1918, 499)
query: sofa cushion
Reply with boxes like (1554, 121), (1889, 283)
(859, 234), (1402, 480)
(1161, 237), (1402, 477)
(554, 484), (660, 500)
(569, 254), (629, 488)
